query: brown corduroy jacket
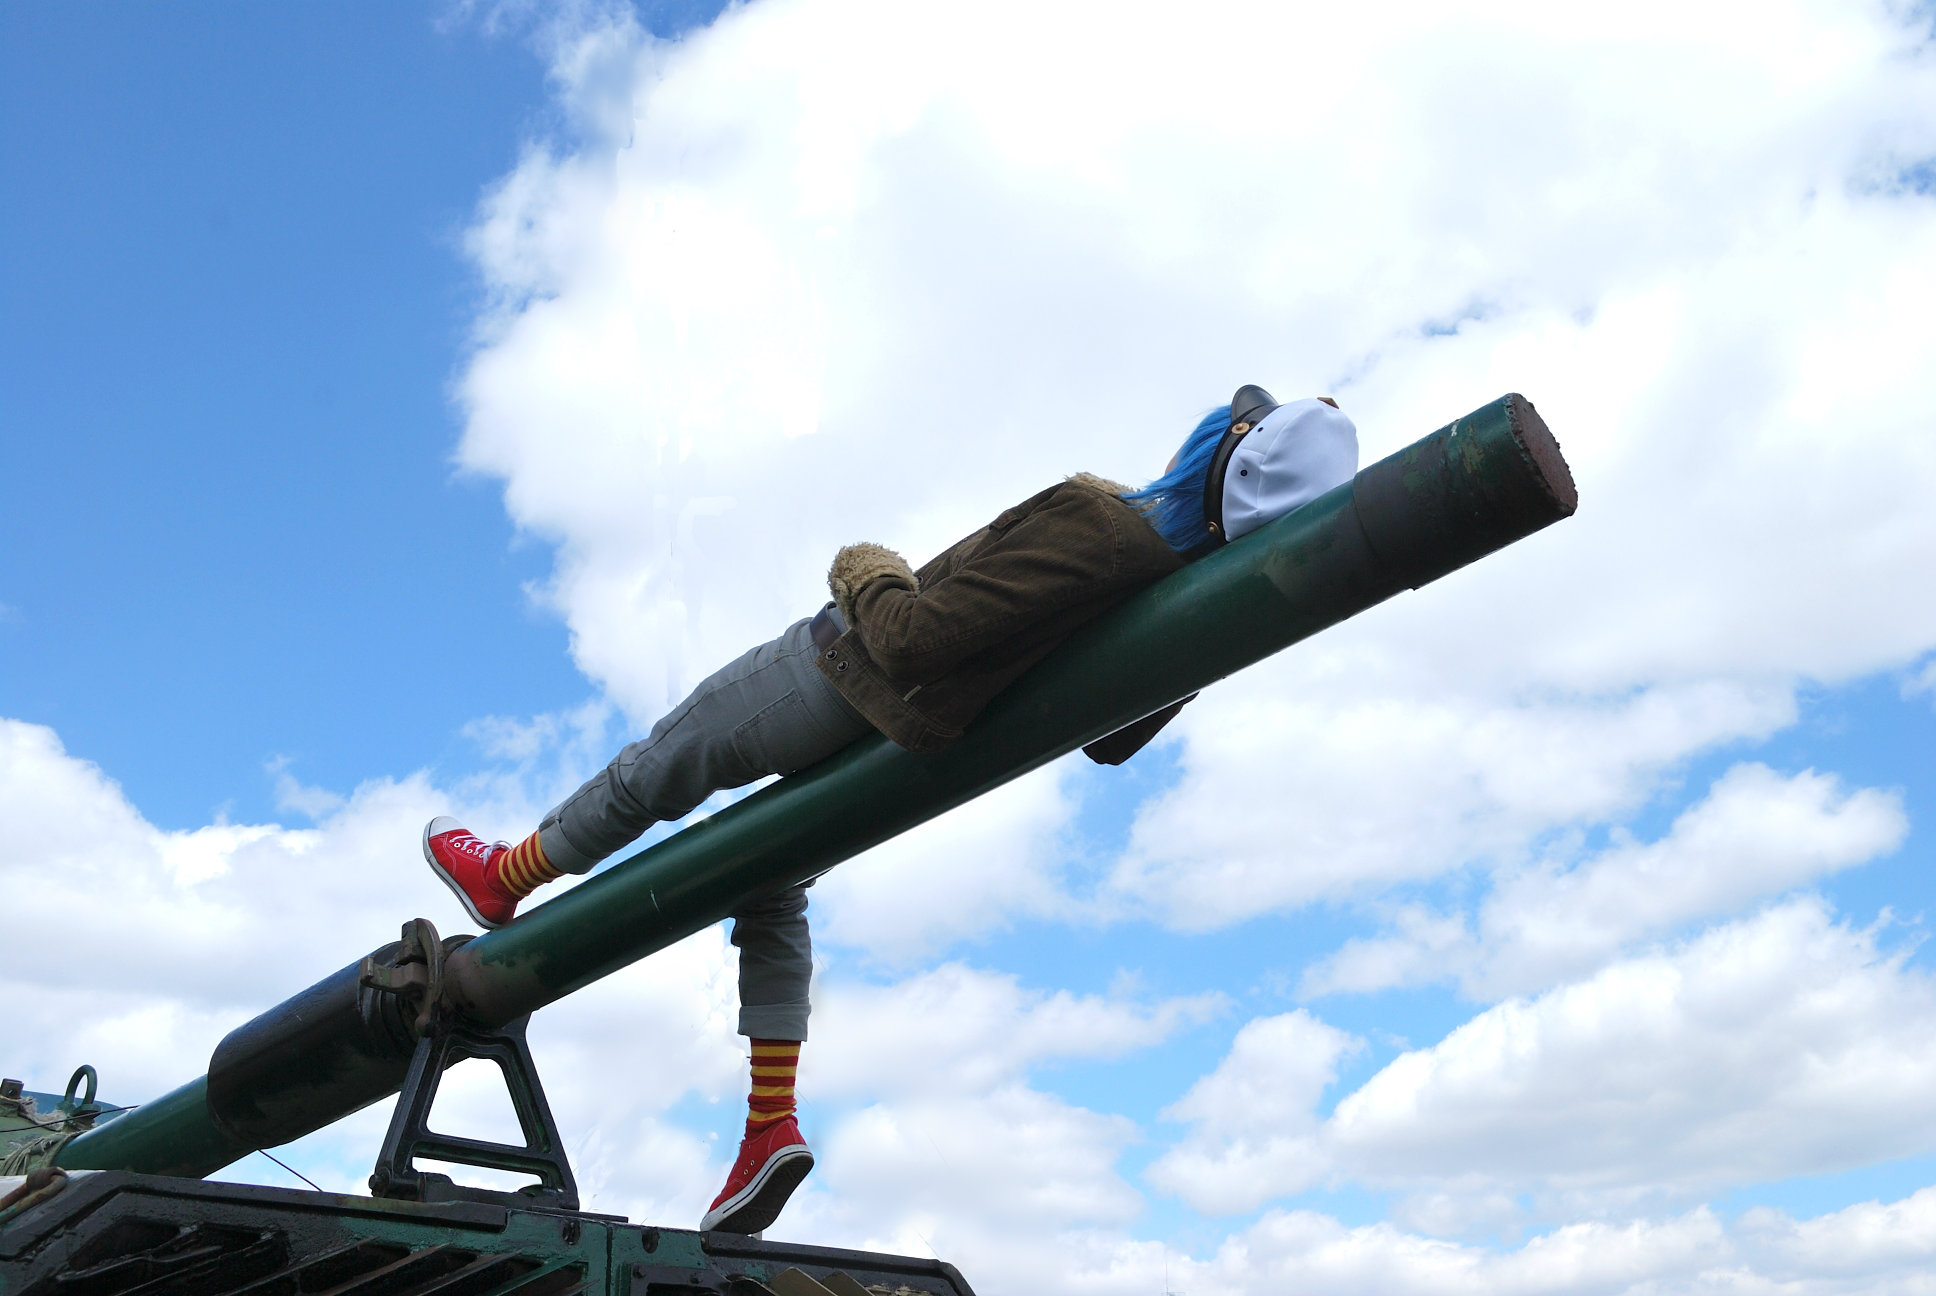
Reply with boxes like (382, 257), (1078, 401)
(815, 474), (1189, 756)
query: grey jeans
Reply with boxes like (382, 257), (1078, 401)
(535, 616), (870, 1042)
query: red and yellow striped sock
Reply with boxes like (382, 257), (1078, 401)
(495, 831), (563, 900)
(747, 1039), (800, 1128)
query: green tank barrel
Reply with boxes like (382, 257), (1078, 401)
(59, 393), (1576, 1178)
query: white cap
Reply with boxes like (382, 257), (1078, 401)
(1219, 399), (1360, 542)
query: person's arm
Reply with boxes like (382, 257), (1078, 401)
(829, 489), (1130, 685)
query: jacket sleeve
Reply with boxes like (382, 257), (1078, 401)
(837, 489), (1130, 685)
(1082, 695), (1195, 765)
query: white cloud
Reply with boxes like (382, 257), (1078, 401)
(455, 0), (1936, 694)
(808, 961), (1223, 1099)
(1303, 906), (1477, 1002)
(1302, 763), (1908, 999)
(0, 715), (691, 1109)
(1109, 678), (1795, 930)
(1740, 1185), (1936, 1285)
(1905, 656), (1936, 705)
(1146, 1011), (1361, 1213)
(1329, 899), (1936, 1200)
(799, 1187), (1936, 1296)
(771, 963), (1222, 1267)
(460, 699), (613, 769)
(1150, 898), (1936, 1229)
(804, 1088), (1145, 1240)
(809, 762), (1079, 964)
(1190, 1207), (1730, 1296)
(268, 756), (347, 821)
(1180, 1190), (1936, 1296)
(1468, 765), (1906, 996)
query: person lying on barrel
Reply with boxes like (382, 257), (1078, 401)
(421, 385), (1358, 1234)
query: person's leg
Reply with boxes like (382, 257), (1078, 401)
(423, 616), (869, 928)
(700, 843), (824, 1232)
(538, 615), (868, 874)
(702, 882), (816, 1234)
(731, 883), (813, 1045)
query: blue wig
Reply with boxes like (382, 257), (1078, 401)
(1121, 404), (1232, 552)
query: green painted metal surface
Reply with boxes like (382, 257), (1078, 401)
(50, 1076), (245, 1178)
(0, 1069), (125, 1178)
(2, 1171), (976, 1293)
(57, 393), (1575, 1179)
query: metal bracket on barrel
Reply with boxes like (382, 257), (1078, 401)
(359, 917), (450, 1037)
(359, 918), (580, 1212)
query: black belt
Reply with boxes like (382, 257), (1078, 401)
(809, 601), (846, 652)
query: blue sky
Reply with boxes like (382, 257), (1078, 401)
(1, 2), (723, 828)
(7, 4), (1936, 1294)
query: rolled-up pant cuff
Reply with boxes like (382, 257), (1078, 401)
(738, 1003), (809, 1041)
(537, 821), (601, 876)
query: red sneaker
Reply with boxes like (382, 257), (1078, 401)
(422, 816), (519, 929)
(701, 1116), (814, 1234)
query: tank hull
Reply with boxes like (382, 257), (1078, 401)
(0, 1172), (975, 1296)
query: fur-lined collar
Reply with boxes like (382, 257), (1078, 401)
(1066, 471), (1135, 497)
